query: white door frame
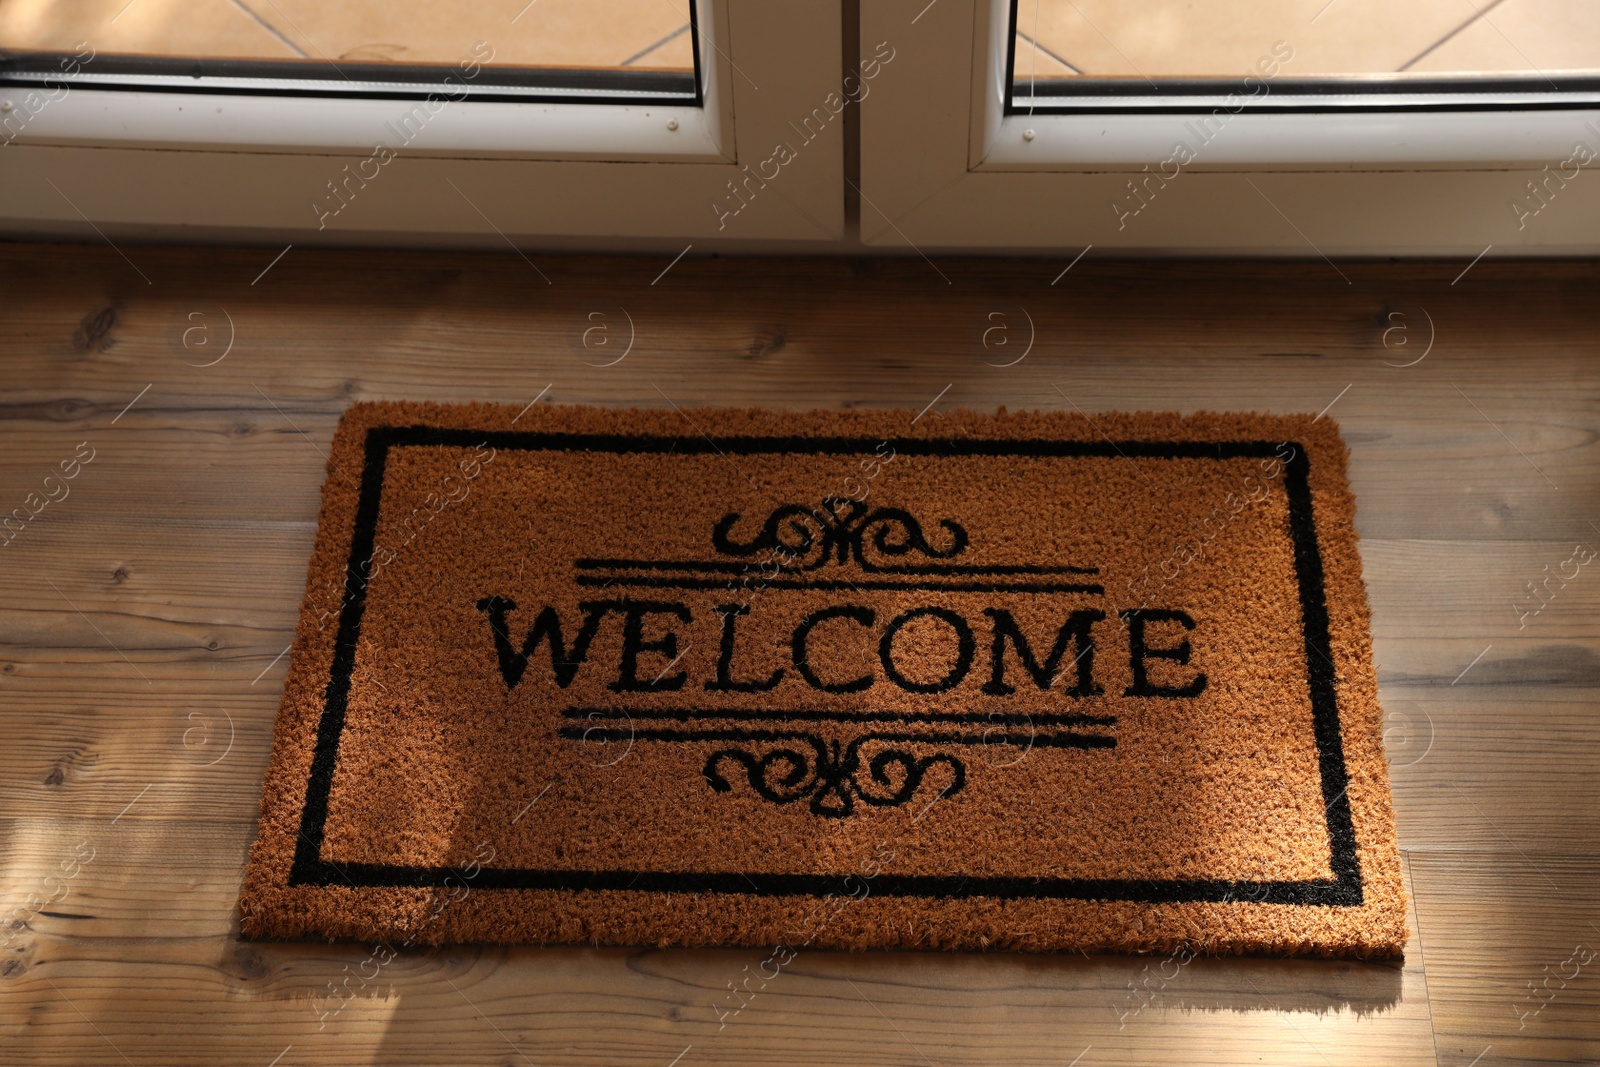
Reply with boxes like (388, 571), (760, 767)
(861, 0), (1600, 255)
(0, 0), (846, 246)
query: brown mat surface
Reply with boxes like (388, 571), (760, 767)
(240, 402), (1406, 957)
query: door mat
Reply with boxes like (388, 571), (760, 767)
(240, 401), (1406, 958)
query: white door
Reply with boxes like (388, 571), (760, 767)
(861, 0), (1600, 254)
(0, 0), (845, 245)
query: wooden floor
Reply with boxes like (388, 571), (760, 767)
(0, 244), (1596, 1066)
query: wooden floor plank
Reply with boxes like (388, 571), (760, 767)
(1409, 850), (1600, 1067)
(1383, 687), (1600, 853)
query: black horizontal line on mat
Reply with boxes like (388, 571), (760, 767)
(563, 706), (1118, 728)
(287, 429), (1365, 909)
(575, 558), (1101, 576)
(364, 428), (1293, 461)
(556, 725), (1116, 749)
(574, 575), (1105, 594)
(299, 861), (1360, 907)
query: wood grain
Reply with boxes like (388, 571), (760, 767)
(2, 244), (1597, 1065)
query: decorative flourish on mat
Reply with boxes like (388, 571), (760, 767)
(711, 499), (968, 571)
(704, 733), (965, 818)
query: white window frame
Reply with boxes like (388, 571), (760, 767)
(0, 0), (844, 245)
(861, 0), (1600, 254)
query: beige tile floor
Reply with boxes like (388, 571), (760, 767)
(2, 0), (1593, 83)
(1015, 0), (1600, 79)
(0, 0), (695, 70)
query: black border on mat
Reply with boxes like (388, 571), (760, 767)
(287, 427), (1363, 908)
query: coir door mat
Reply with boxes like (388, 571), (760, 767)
(240, 402), (1406, 957)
